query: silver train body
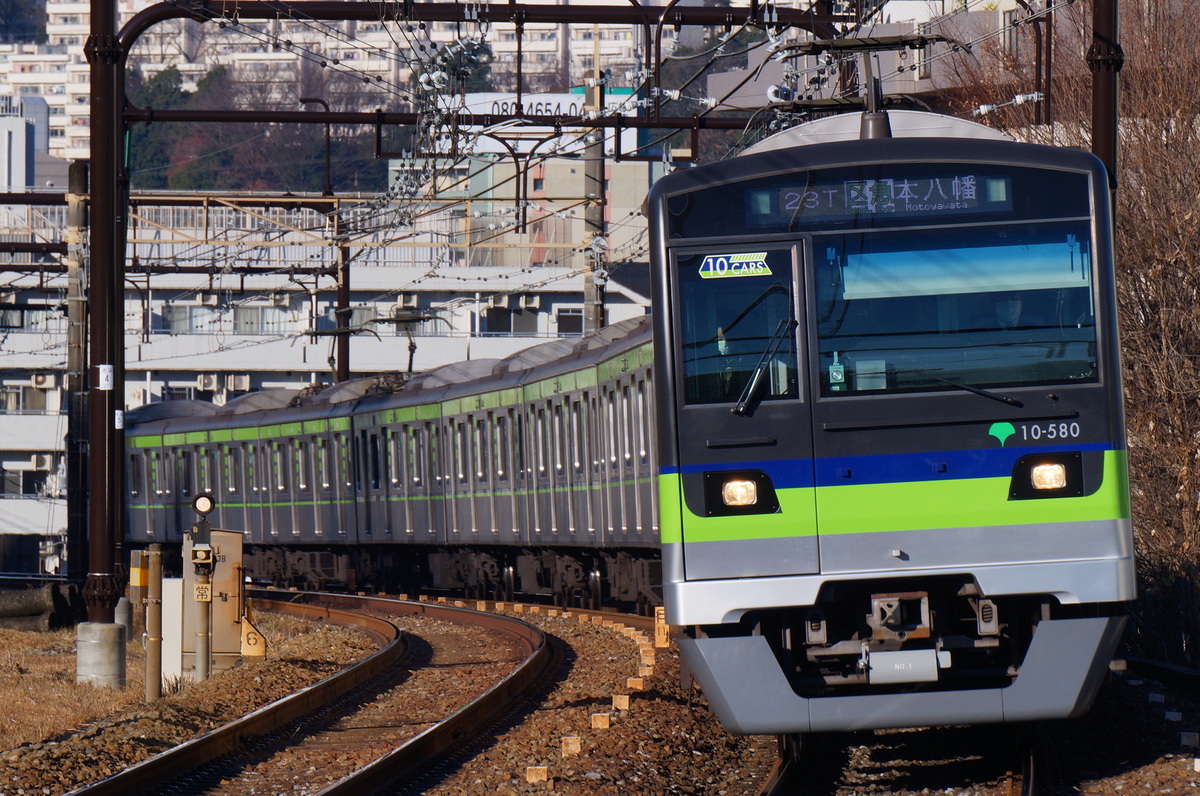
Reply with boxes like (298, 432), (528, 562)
(646, 112), (1134, 734)
(125, 317), (659, 608)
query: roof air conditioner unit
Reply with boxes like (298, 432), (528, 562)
(487, 295), (510, 309)
(399, 293), (419, 308)
(31, 373), (56, 389)
(197, 373), (220, 391)
(200, 293), (219, 306)
(30, 454), (52, 471)
(521, 294), (541, 309)
(227, 374), (251, 392)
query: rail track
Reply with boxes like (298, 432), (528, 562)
(67, 590), (554, 796)
(757, 724), (1047, 796)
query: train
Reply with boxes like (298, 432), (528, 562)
(125, 316), (661, 610)
(646, 109), (1133, 734)
(126, 107), (1134, 737)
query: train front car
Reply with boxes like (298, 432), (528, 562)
(647, 112), (1133, 734)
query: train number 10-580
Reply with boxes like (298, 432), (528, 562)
(1020, 422), (1081, 440)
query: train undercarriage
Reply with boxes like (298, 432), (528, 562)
(236, 544), (662, 613)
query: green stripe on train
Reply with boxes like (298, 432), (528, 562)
(658, 450), (1129, 545)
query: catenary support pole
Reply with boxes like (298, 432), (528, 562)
(145, 544), (163, 701)
(78, 0), (127, 687)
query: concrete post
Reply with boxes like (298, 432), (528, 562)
(114, 596), (132, 641)
(76, 622), (126, 687)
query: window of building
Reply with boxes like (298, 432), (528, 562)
(0, 386), (47, 414)
(484, 307), (539, 335)
(233, 305), (289, 334)
(556, 307), (583, 336)
(163, 305), (221, 333)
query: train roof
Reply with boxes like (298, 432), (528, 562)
(126, 315), (651, 433)
(743, 110), (1010, 154)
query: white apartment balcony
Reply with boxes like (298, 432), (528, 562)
(0, 497), (66, 536)
(0, 413), (69, 452)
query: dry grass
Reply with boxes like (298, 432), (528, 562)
(0, 627), (146, 751)
(0, 611), (333, 753)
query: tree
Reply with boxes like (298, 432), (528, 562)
(127, 67), (191, 190)
(0, 0), (45, 44)
(939, 2), (1200, 664)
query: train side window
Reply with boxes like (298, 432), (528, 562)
(455, 421), (468, 484)
(149, 452), (161, 497)
(334, 434), (351, 489)
(426, 422), (440, 492)
(553, 403), (565, 476)
(389, 430), (401, 486)
(607, 391), (618, 470)
(637, 380), (651, 466)
(674, 248), (798, 406)
(476, 416), (489, 483)
(367, 432), (382, 490)
(272, 442), (288, 493)
(571, 401), (584, 476)
(589, 395), (602, 475)
(407, 426), (423, 488)
(495, 415), (508, 482)
(201, 448), (217, 494)
(178, 451), (193, 499)
(226, 446), (241, 494)
(622, 385), (633, 469)
(514, 412), (526, 483)
(535, 407), (548, 480)
(245, 443), (258, 493)
(297, 441), (311, 491)
(128, 453), (143, 498)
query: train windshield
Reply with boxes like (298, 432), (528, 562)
(674, 248), (799, 406)
(815, 220), (1096, 396)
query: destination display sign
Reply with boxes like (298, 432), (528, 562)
(748, 174), (1013, 225)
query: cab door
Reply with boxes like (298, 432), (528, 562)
(669, 245), (819, 581)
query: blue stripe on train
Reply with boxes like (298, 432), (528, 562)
(663, 441), (1115, 489)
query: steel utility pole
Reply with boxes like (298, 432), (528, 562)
(65, 162), (88, 581)
(1089, 0), (1121, 189)
(77, 0), (127, 687)
(84, 0), (125, 621)
(582, 29), (606, 335)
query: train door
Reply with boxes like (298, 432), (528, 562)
(427, 420), (447, 543)
(294, 439), (317, 539)
(241, 440), (265, 543)
(173, 448), (195, 535)
(668, 245), (819, 581)
(221, 443), (246, 539)
(267, 440), (291, 537)
(474, 414), (496, 537)
(333, 429), (356, 542)
(145, 448), (168, 539)
(494, 411), (517, 542)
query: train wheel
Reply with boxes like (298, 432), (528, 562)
(502, 565), (516, 603)
(588, 569), (602, 609)
(778, 733), (803, 762)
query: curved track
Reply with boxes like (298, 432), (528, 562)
(68, 591), (552, 796)
(757, 724), (1047, 796)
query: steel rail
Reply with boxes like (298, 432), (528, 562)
(66, 595), (402, 796)
(314, 595), (556, 795)
(66, 591), (549, 796)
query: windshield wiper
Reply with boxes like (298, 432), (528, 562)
(903, 368), (1024, 408)
(732, 318), (797, 415)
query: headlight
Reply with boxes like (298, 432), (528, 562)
(1031, 463), (1067, 490)
(1008, 452), (1084, 500)
(703, 469), (780, 516)
(722, 479), (758, 506)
